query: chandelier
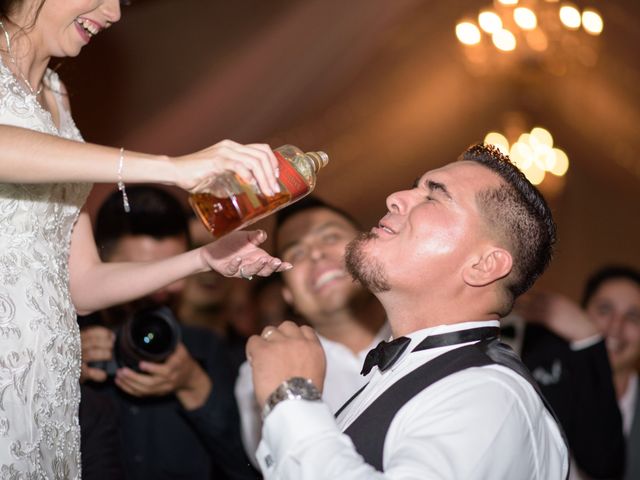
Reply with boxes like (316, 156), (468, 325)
(484, 121), (569, 199)
(455, 0), (603, 76)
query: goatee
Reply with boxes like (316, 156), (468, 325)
(345, 232), (390, 293)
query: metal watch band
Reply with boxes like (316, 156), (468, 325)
(261, 377), (322, 420)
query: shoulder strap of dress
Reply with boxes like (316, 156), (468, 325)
(44, 69), (67, 113)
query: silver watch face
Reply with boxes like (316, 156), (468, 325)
(263, 377), (321, 419)
(286, 377), (320, 397)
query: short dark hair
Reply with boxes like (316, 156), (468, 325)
(461, 144), (557, 303)
(95, 186), (190, 260)
(581, 265), (640, 308)
(273, 196), (361, 254)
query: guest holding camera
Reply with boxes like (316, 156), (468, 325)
(80, 186), (257, 480)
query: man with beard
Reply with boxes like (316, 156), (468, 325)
(246, 145), (569, 479)
(234, 197), (389, 465)
(79, 186), (257, 480)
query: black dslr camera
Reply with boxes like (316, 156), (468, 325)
(89, 306), (181, 376)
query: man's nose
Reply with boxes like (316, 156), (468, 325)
(606, 313), (625, 337)
(309, 243), (326, 262)
(385, 188), (413, 215)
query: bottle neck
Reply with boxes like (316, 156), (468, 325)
(304, 151), (329, 173)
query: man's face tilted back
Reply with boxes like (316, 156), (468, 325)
(276, 208), (363, 325)
(346, 161), (508, 314)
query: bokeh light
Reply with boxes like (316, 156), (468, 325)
(479, 11), (503, 34)
(456, 22), (482, 45)
(559, 4), (581, 30)
(484, 126), (570, 186)
(582, 9), (603, 35)
(514, 8), (537, 30)
(492, 29), (517, 51)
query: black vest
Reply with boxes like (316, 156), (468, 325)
(341, 339), (568, 474)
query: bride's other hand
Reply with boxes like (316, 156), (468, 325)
(198, 230), (292, 279)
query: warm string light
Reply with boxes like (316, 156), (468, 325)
(484, 127), (569, 185)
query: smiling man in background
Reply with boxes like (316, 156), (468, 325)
(234, 196), (388, 465)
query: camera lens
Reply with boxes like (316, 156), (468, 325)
(131, 313), (174, 355)
(117, 306), (181, 370)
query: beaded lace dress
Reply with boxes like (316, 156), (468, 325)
(0, 58), (91, 478)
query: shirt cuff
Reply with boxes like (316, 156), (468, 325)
(257, 400), (336, 475)
(570, 334), (604, 351)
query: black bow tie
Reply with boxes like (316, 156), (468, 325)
(360, 337), (411, 376)
(500, 325), (517, 339)
(360, 326), (501, 376)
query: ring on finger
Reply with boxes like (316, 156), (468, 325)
(239, 266), (253, 281)
(262, 328), (275, 340)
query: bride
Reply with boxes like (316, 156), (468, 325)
(0, 0), (289, 476)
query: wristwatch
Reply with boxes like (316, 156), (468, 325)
(261, 377), (322, 420)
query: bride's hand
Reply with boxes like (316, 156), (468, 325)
(198, 230), (292, 279)
(171, 140), (281, 197)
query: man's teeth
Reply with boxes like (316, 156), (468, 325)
(381, 225), (394, 234)
(77, 19), (99, 36)
(315, 270), (345, 289)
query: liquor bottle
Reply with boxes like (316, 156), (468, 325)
(189, 144), (329, 239)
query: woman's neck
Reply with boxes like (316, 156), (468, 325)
(0, 18), (49, 94)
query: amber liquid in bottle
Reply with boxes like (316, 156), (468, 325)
(189, 145), (328, 240)
(190, 190), (291, 240)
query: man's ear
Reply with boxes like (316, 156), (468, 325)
(462, 248), (513, 287)
(282, 285), (294, 305)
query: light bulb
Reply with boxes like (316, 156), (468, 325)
(514, 8), (537, 30)
(559, 4), (581, 30)
(582, 9), (603, 35)
(484, 132), (510, 155)
(492, 29), (517, 51)
(479, 11), (503, 34)
(456, 22), (482, 45)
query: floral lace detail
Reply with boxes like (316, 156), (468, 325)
(0, 57), (91, 479)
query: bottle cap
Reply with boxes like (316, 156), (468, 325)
(306, 151), (329, 171)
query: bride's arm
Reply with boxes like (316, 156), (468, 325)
(0, 125), (173, 183)
(68, 210), (289, 315)
(0, 126), (280, 196)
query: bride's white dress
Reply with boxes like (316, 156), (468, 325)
(0, 59), (91, 478)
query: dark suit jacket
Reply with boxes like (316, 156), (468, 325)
(80, 384), (124, 479)
(521, 325), (625, 479)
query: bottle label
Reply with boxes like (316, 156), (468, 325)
(277, 152), (309, 199)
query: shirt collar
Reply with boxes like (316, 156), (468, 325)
(318, 322), (392, 357)
(386, 320), (501, 372)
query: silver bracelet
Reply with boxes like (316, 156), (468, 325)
(117, 147), (131, 213)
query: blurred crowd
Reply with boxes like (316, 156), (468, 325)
(78, 186), (639, 480)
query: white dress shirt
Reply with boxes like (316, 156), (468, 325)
(234, 324), (390, 466)
(256, 320), (569, 479)
(619, 373), (638, 436)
